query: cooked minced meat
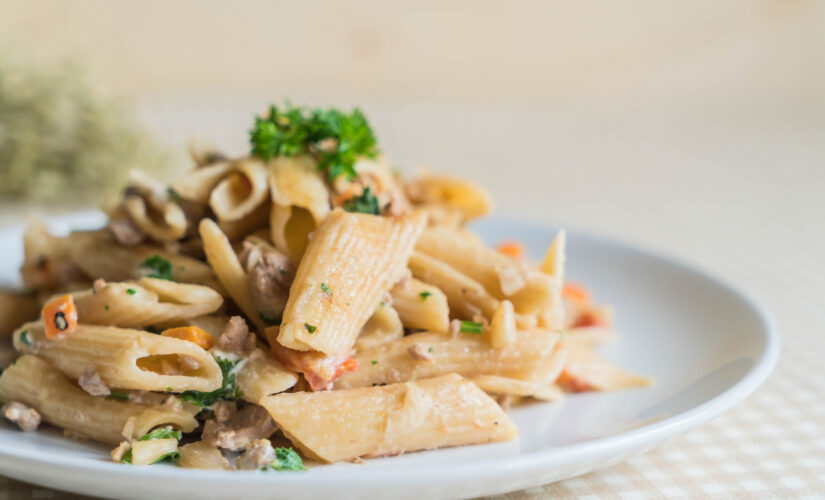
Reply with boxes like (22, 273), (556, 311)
(2, 401), (40, 431)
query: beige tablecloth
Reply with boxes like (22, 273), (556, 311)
(2, 100), (823, 499)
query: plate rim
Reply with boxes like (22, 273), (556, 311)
(0, 211), (781, 492)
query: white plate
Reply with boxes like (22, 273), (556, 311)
(0, 212), (779, 500)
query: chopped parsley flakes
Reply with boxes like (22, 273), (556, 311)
(342, 186), (381, 215)
(259, 312), (281, 326)
(19, 329), (32, 346)
(320, 282), (332, 296)
(107, 390), (130, 401)
(140, 255), (174, 281)
(459, 321), (483, 334)
(126, 288), (137, 295)
(304, 323), (317, 334)
(121, 427), (182, 464)
(178, 357), (243, 407)
(419, 290), (432, 301)
(269, 447), (307, 471)
(370, 360), (378, 365)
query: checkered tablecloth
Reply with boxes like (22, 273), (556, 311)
(2, 100), (823, 499)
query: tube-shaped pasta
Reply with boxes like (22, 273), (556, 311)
(66, 231), (224, 292)
(408, 251), (498, 320)
(73, 278), (223, 328)
(171, 162), (233, 203)
(559, 346), (652, 392)
(131, 439), (179, 465)
(262, 373), (517, 463)
(389, 278), (449, 333)
(268, 156), (331, 224)
(178, 441), (232, 470)
(537, 229), (566, 330)
(354, 303), (404, 352)
(209, 158), (269, 221)
(235, 351), (299, 404)
(404, 174), (493, 220)
(13, 322), (222, 392)
(277, 210), (426, 356)
(199, 219), (265, 333)
(269, 204), (317, 263)
(218, 201), (271, 242)
(471, 375), (564, 401)
(0, 355), (199, 444)
(334, 329), (562, 389)
(123, 195), (187, 242)
(416, 226), (554, 315)
(488, 300), (516, 348)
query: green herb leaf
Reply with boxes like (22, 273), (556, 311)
(139, 427), (182, 441)
(140, 255), (174, 281)
(249, 104), (378, 181)
(126, 288), (136, 296)
(428, 346), (434, 353)
(320, 282), (332, 296)
(107, 390), (130, 401)
(370, 360), (378, 365)
(152, 451), (181, 464)
(270, 447), (307, 471)
(419, 290), (432, 301)
(304, 323), (317, 334)
(342, 186), (381, 215)
(459, 321), (483, 334)
(178, 357), (243, 407)
(19, 330), (32, 346)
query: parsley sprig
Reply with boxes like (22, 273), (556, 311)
(178, 357), (243, 407)
(342, 186), (381, 215)
(268, 447), (307, 471)
(250, 104), (379, 181)
(121, 427), (182, 464)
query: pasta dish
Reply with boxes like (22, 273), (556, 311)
(0, 104), (650, 470)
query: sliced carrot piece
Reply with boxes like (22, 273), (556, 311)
(160, 326), (215, 350)
(42, 294), (78, 338)
(495, 241), (525, 260)
(562, 282), (590, 306)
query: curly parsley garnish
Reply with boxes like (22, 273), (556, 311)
(250, 104), (378, 181)
(140, 255), (174, 281)
(178, 357), (243, 407)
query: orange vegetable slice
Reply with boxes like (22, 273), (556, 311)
(495, 241), (525, 260)
(42, 294), (78, 338)
(562, 282), (591, 306)
(160, 326), (215, 350)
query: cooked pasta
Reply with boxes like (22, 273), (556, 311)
(0, 102), (649, 471)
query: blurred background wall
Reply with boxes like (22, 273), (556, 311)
(0, 0), (822, 256)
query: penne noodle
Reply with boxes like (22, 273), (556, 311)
(559, 346), (652, 392)
(178, 441), (232, 470)
(0, 355), (198, 444)
(209, 158), (270, 221)
(389, 277), (450, 333)
(123, 194), (187, 242)
(13, 321), (222, 392)
(262, 373), (517, 462)
(416, 226), (555, 315)
(471, 375), (564, 402)
(171, 162), (234, 203)
(404, 174), (493, 220)
(66, 231), (223, 292)
(235, 351), (299, 404)
(218, 201), (271, 242)
(73, 278), (223, 328)
(268, 155), (331, 224)
(199, 219), (265, 333)
(334, 329), (562, 389)
(269, 203), (317, 263)
(277, 209), (426, 356)
(354, 303), (404, 352)
(487, 300), (516, 348)
(408, 251), (498, 320)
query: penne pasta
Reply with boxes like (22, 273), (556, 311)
(262, 373), (517, 462)
(209, 158), (270, 221)
(199, 219), (265, 333)
(389, 277), (450, 333)
(269, 203), (317, 263)
(268, 155), (331, 224)
(123, 194), (187, 243)
(408, 251), (498, 320)
(171, 162), (233, 204)
(559, 346), (652, 392)
(334, 329), (562, 389)
(404, 174), (493, 220)
(354, 303), (404, 352)
(73, 278), (223, 328)
(0, 355), (199, 444)
(235, 351), (299, 404)
(277, 209), (426, 356)
(416, 226), (555, 315)
(13, 321), (222, 392)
